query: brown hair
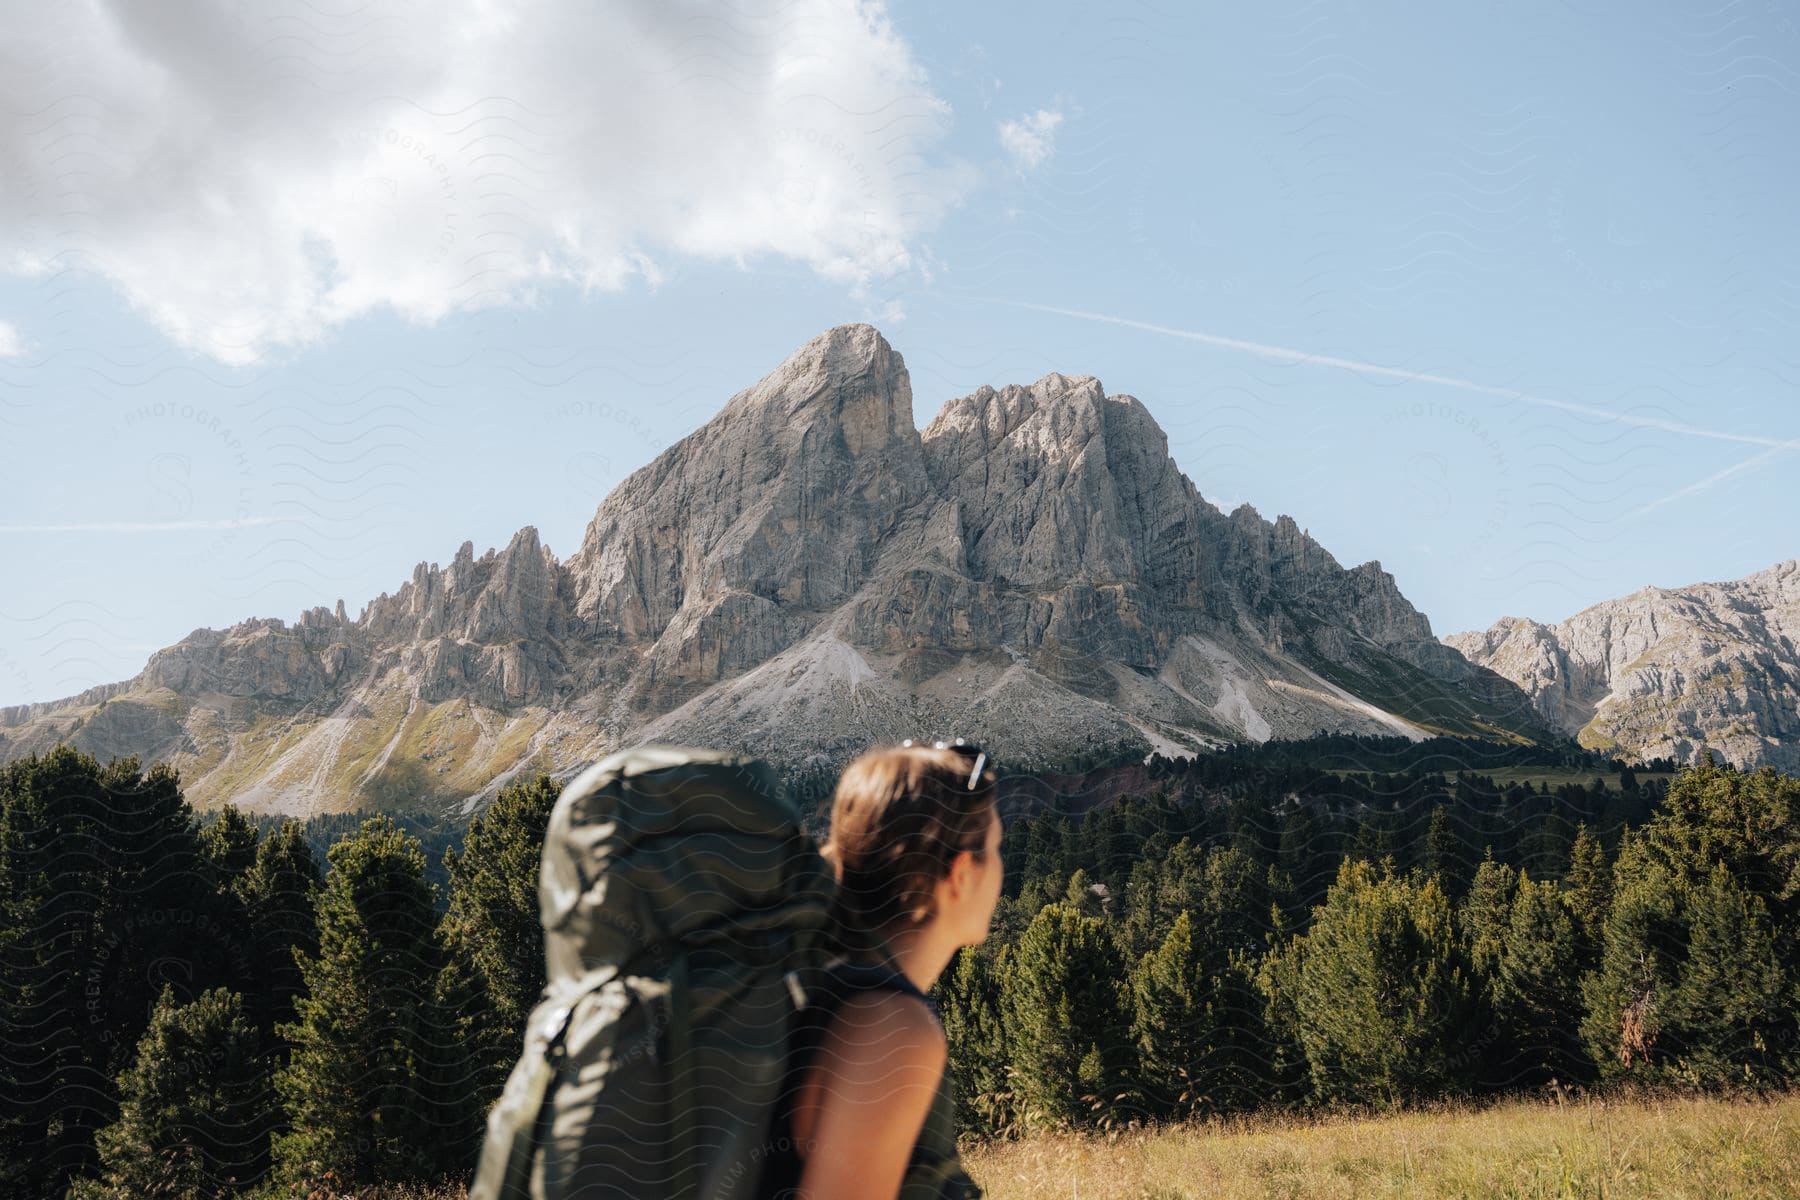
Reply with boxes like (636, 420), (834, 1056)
(821, 743), (998, 956)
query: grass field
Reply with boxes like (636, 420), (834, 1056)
(332, 1089), (1797, 1199)
(960, 1089), (1800, 1199)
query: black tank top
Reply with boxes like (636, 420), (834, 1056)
(755, 958), (982, 1200)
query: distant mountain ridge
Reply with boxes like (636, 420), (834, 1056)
(0, 325), (1555, 816)
(1444, 559), (1800, 773)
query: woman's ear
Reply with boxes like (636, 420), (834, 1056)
(945, 846), (978, 900)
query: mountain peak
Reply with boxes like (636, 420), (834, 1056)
(716, 324), (909, 453)
(3, 327), (1574, 814)
(1449, 558), (1800, 771)
(780, 322), (891, 376)
(1032, 370), (1104, 398)
(566, 324), (930, 634)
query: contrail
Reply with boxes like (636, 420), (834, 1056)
(996, 300), (1797, 450)
(0, 516), (301, 533)
(1620, 438), (1800, 523)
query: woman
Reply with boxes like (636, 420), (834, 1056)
(759, 739), (1002, 1200)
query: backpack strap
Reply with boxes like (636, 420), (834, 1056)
(818, 956), (933, 1005)
(662, 947), (696, 1197)
(614, 932), (757, 1197)
(468, 963), (622, 1200)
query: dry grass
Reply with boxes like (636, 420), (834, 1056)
(300, 1091), (1799, 1199)
(960, 1090), (1800, 1199)
(266, 1186), (468, 1199)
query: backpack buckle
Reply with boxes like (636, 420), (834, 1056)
(783, 968), (809, 1011)
(540, 1003), (575, 1063)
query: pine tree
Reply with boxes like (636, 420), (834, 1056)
(1130, 910), (1205, 1118)
(1490, 875), (1586, 1087)
(270, 815), (451, 1191)
(1581, 763), (1800, 1083)
(1650, 760), (1799, 916)
(1061, 867), (1107, 919)
(1001, 902), (1133, 1129)
(67, 986), (273, 1199)
(1252, 919), (1311, 1105)
(1662, 862), (1790, 1085)
(440, 773), (559, 1034)
(1578, 835), (1683, 1078)
(1087, 801), (1139, 883)
(1290, 859), (1475, 1105)
(84, 754), (220, 1071)
(1211, 945), (1272, 1111)
(434, 772), (560, 1148)
(1118, 837), (1197, 961)
(1421, 803), (1471, 898)
(985, 889), (1039, 946)
(1128, 909), (1263, 1119)
(1194, 844), (1276, 957)
(428, 930), (504, 1175)
(1020, 813), (1076, 892)
(1120, 856), (1165, 962)
(1561, 821), (1611, 951)
(1458, 853), (1526, 1092)
(1459, 852), (1517, 982)
(1276, 799), (1330, 915)
(1351, 807), (1395, 864)
(1117, 841), (1276, 969)
(0, 753), (62, 1197)
(1517, 807), (1574, 880)
(198, 804), (260, 887)
(0, 748), (214, 1197)
(235, 819), (321, 1044)
(935, 944), (1011, 1135)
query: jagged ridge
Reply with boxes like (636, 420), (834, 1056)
(0, 325), (1556, 815)
(1444, 559), (1800, 772)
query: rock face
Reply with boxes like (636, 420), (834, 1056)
(1444, 560), (1800, 772)
(0, 326), (1555, 816)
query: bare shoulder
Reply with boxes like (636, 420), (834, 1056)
(813, 990), (947, 1094)
(819, 989), (948, 1073)
(796, 990), (947, 1194)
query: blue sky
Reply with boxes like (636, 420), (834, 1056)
(1, 1), (1796, 709)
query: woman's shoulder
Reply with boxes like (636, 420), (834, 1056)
(797, 988), (947, 1180)
(818, 987), (947, 1075)
(793, 958), (948, 1121)
(813, 985), (957, 1115)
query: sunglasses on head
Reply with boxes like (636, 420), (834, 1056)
(898, 737), (989, 792)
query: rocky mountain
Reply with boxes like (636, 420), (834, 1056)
(1443, 559), (1800, 773)
(0, 325), (1556, 816)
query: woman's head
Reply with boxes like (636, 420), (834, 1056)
(822, 741), (1003, 957)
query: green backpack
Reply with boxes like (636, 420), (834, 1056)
(468, 743), (836, 1199)
(470, 742), (984, 1199)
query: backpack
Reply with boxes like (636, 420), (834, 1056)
(468, 743), (837, 1200)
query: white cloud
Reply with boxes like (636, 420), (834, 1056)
(0, 1), (970, 364)
(0, 318), (25, 358)
(998, 107), (1065, 172)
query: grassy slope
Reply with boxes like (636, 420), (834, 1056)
(961, 1090), (1800, 1199)
(175, 691), (556, 815)
(327, 1091), (1799, 1199)
(1301, 647), (1554, 746)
